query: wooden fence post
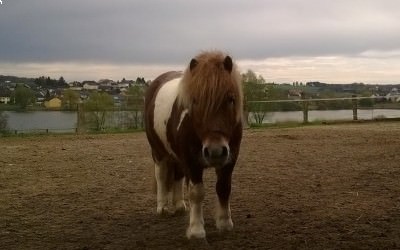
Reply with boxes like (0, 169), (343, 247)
(77, 103), (86, 134)
(243, 97), (250, 128)
(352, 95), (358, 121)
(301, 92), (309, 124)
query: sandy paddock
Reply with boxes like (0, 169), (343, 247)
(1, 122), (400, 249)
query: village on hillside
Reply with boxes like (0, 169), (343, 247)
(1, 73), (400, 111)
(0, 75), (148, 110)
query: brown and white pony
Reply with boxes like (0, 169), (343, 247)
(144, 51), (243, 239)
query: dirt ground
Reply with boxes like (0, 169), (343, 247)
(1, 122), (400, 250)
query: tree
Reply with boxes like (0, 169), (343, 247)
(126, 85), (145, 106)
(62, 89), (80, 110)
(242, 70), (269, 100)
(0, 111), (8, 134)
(242, 69), (258, 84)
(125, 85), (146, 128)
(45, 90), (51, 100)
(359, 97), (374, 108)
(242, 70), (269, 125)
(58, 76), (67, 86)
(135, 77), (146, 85)
(13, 85), (35, 109)
(85, 92), (114, 131)
(34, 76), (61, 88)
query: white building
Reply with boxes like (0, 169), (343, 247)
(0, 96), (10, 104)
(83, 82), (99, 90)
(386, 88), (400, 102)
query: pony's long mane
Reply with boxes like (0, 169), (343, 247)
(178, 51), (243, 122)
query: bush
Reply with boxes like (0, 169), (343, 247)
(0, 111), (9, 134)
(84, 92), (114, 131)
(359, 98), (374, 108)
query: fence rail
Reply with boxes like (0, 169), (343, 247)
(2, 96), (399, 135)
(10, 128), (78, 135)
(246, 96), (400, 124)
(248, 96), (377, 103)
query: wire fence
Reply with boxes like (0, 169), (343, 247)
(246, 96), (400, 125)
(2, 96), (400, 135)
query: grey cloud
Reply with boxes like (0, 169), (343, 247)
(1, 0), (400, 65)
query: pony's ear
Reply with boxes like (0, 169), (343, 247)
(223, 56), (233, 73)
(190, 58), (198, 71)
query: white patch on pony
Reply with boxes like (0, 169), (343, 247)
(215, 199), (233, 231)
(176, 109), (189, 131)
(153, 78), (182, 157)
(187, 182), (206, 239)
(154, 163), (169, 214)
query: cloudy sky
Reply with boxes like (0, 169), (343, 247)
(1, 0), (400, 84)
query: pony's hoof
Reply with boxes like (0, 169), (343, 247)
(156, 206), (169, 216)
(216, 218), (233, 232)
(186, 225), (206, 239)
(173, 207), (187, 216)
(187, 237), (209, 247)
(173, 202), (187, 215)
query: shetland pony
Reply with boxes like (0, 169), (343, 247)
(144, 51), (243, 239)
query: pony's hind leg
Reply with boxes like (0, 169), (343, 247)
(172, 177), (187, 214)
(154, 162), (169, 215)
(171, 164), (186, 214)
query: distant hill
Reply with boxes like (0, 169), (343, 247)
(0, 75), (35, 84)
(0, 75), (68, 89)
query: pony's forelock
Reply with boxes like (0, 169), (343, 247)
(178, 51), (243, 122)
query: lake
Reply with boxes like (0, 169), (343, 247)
(3, 109), (400, 132)
(3, 111), (77, 133)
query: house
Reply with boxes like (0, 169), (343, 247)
(112, 95), (123, 106)
(98, 85), (113, 92)
(0, 86), (11, 104)
(117, 82), (130, 89)
(0, 96), (10, 104)
(98, 79), (115, 86)
(82, 81), (99, 90)
(385, 88), (400, 102)
(287, 89), (302, 100)
(44, 97), (62, 109)
(35, 91), (46, 105)
(370, 94), (386, 103)
(68, 81), (83, 91)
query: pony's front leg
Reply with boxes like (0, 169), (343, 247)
(186, 181), (206, 239)
(215, 171), (233, 232)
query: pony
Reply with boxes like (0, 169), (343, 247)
(144, 51), (243, 239)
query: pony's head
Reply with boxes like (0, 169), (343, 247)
(178, 51), (243, 167)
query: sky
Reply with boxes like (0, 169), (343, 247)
(1, 0), (400, 84)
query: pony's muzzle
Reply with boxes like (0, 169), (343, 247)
(202, 141), (230, 166)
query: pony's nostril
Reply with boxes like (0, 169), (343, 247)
(221, 146), (228, 157)
(203, 147), (210, 158)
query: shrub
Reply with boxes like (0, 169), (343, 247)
(0, 111), (9, 134)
